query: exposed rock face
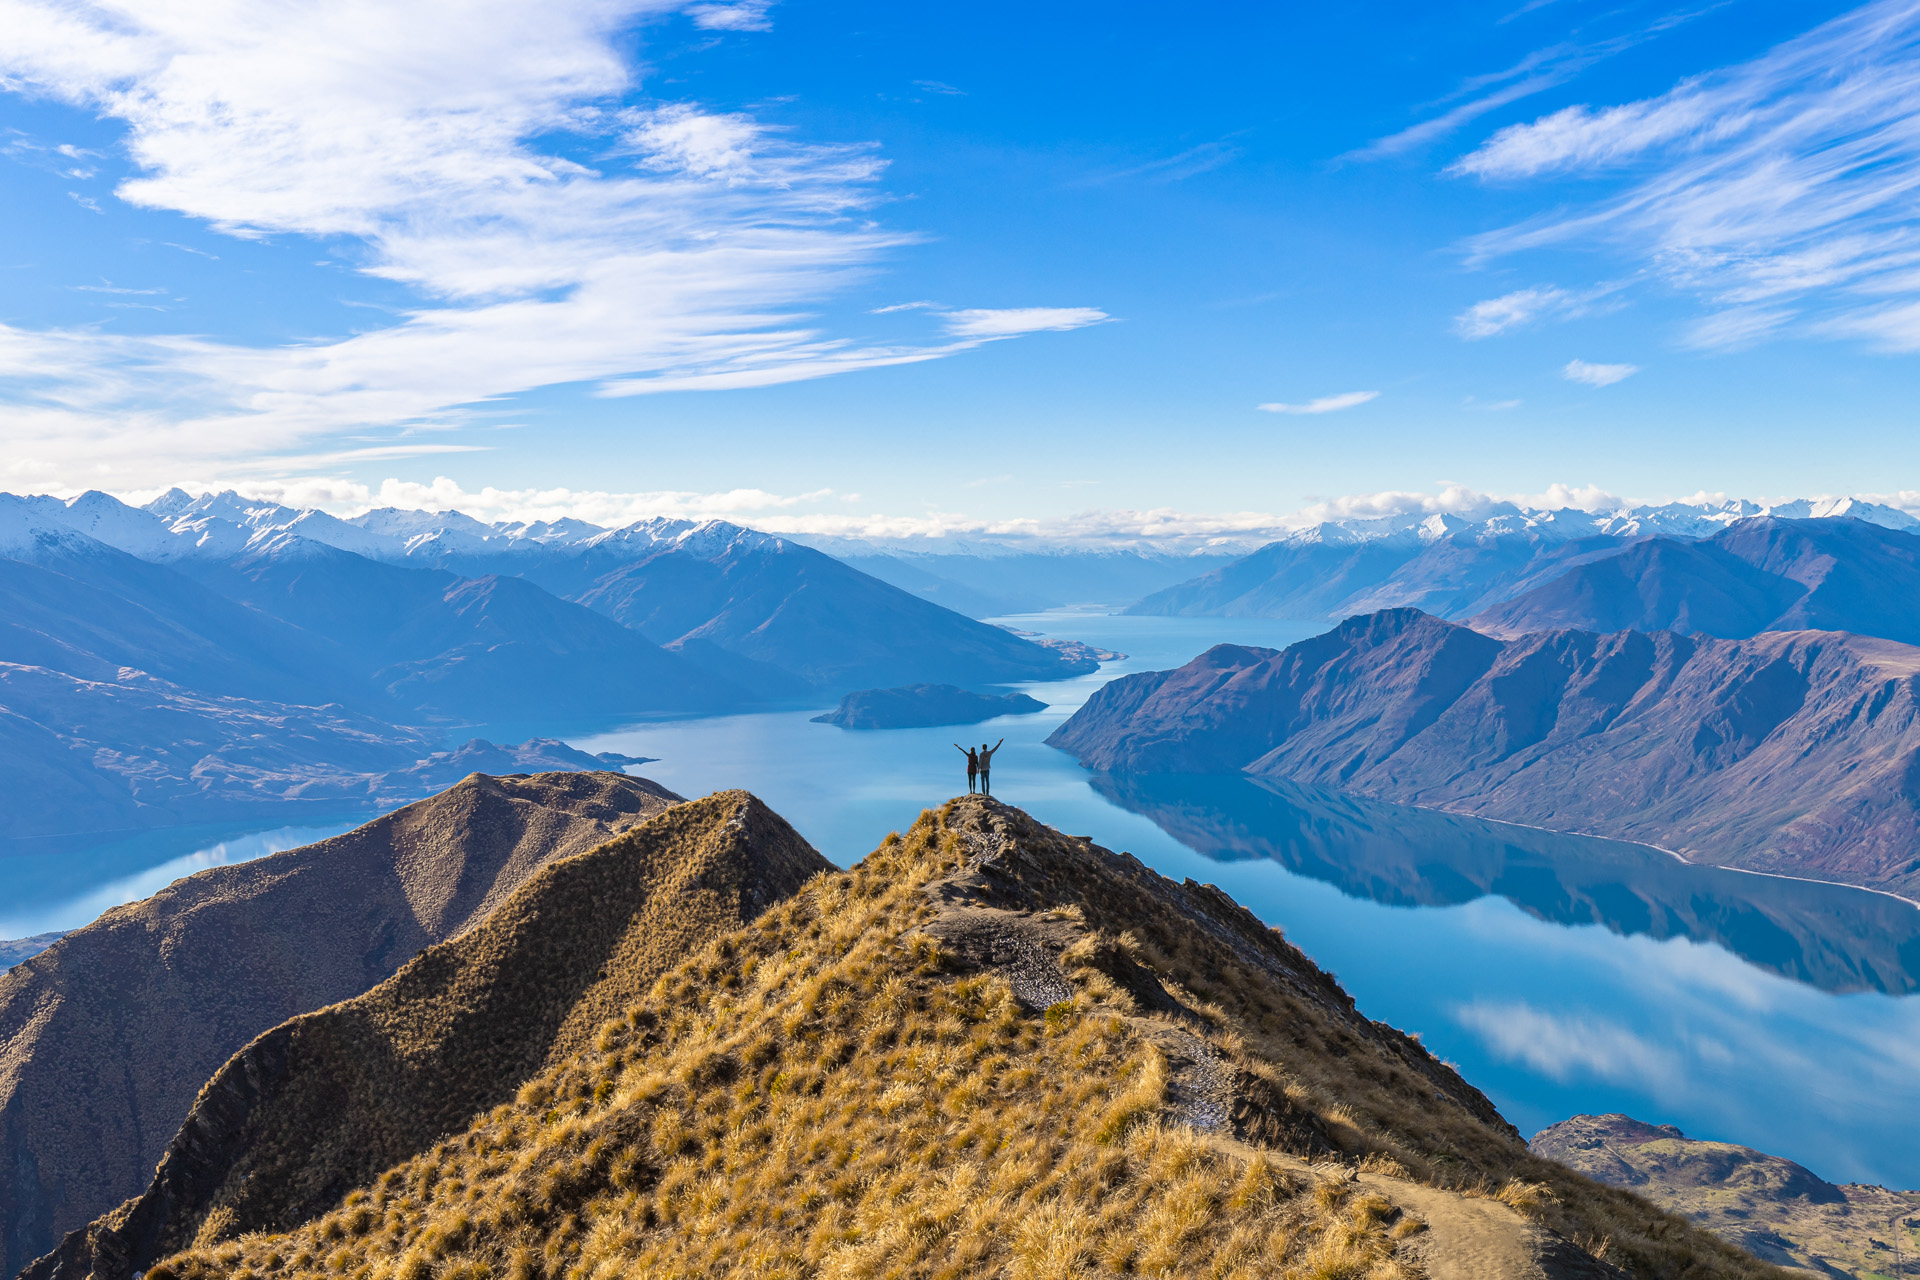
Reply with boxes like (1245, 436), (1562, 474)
(810, 684), (1047, 729)
(1533, 1114), (1920, 1276)
(24, 790), (829, 1280)
(0, 772), (681, 1280)
(1049, 608), (1920, 894)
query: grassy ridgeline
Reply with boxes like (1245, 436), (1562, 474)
(118, 798), (1780, 1280)
(0, 771), (685, 1280)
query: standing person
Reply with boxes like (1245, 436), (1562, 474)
(954, 744), (979, 793)
(977, 738), (1004, 795)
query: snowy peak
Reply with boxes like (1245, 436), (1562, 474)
(7, 488), (1920, 571)
(0, 494), (114, 559)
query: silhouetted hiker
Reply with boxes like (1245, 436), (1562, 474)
(954, 744), (980, 793)
(977, 738), (1004, 795)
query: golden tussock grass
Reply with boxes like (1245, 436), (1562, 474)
(147, 797), (1788, 1280)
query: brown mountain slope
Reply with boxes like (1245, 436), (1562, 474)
(1049, 608), (1920, 895)
(1534, 1114), (1920, 1277)
(0, 771), (679, 1280)
(26, 789), (829, 1280)
(60, 797), (1787, 1280)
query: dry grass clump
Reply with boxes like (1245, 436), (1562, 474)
(149, 811), (1417, 1280)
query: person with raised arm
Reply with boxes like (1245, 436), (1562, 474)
(977, 738), (1004, 795)
(954, 743), (979, 793)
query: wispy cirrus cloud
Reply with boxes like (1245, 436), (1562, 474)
(941, 307), (1110, 339)
(685, 0), (774, 31)
(1563, 358), (1639, 385)
(1084, 138), (1245, 184)
(1452, 283), (1620, 338)
(1456, 0), (1920, 351)
(0, 0), (1101, 487)
(1257, 390), (1379, 414)
(1351, 9), (1717, 161)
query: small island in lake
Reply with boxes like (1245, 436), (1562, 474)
(811, 684), (1048, 730)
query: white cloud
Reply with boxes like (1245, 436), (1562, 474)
(1453, 283), (1620, 338)
(0, 0), (1099, 486)
(1457, 0), (1920, 351)
(1353, 12), (1717, 161)
(685, 0), (773, 31)
(940, 307), (1111, 338)
(1257, 390), (1379, 414)
(1450, 998), (1685, 1087)
(1562, 358), (1639, 386)
(1084, 139), (1244, 184)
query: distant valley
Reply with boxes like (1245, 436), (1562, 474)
(20, 486), (1920, 901)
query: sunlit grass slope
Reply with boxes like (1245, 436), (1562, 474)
(129, 796), (1778, 1280)
(30, 790), (828, 1280)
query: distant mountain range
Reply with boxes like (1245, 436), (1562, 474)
(794, 537), (1242, 616)
(1050, 608), (1920, 896)
(1129, 497), (1920, 622)
(9, 489), (1093, 700)
(0, 490), (1097, 841)
(1472, 515), (1920, 644)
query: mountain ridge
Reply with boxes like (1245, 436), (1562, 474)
(1129, 509), (1920, 625)
(0, 772), (683, 1280)
(25, 788), (830, 1280)
(27, 794), (1782, 1280)
(1049, 608), (1920, 895)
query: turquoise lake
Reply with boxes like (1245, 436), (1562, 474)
(9, 610), (1919, 1187)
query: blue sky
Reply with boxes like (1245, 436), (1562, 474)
(2, 0), (1916, 535)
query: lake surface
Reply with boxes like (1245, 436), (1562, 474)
(0, 821), (361, 940)
(9, 609), (1919, 1187)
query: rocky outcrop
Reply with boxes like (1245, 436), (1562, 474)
(0, 772), (680, 1280)
(1533, 1114), (1920, 1276)
(1049, 608), (1920, 895)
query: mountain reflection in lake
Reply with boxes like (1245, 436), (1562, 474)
(1091, 772), (1920, 996)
